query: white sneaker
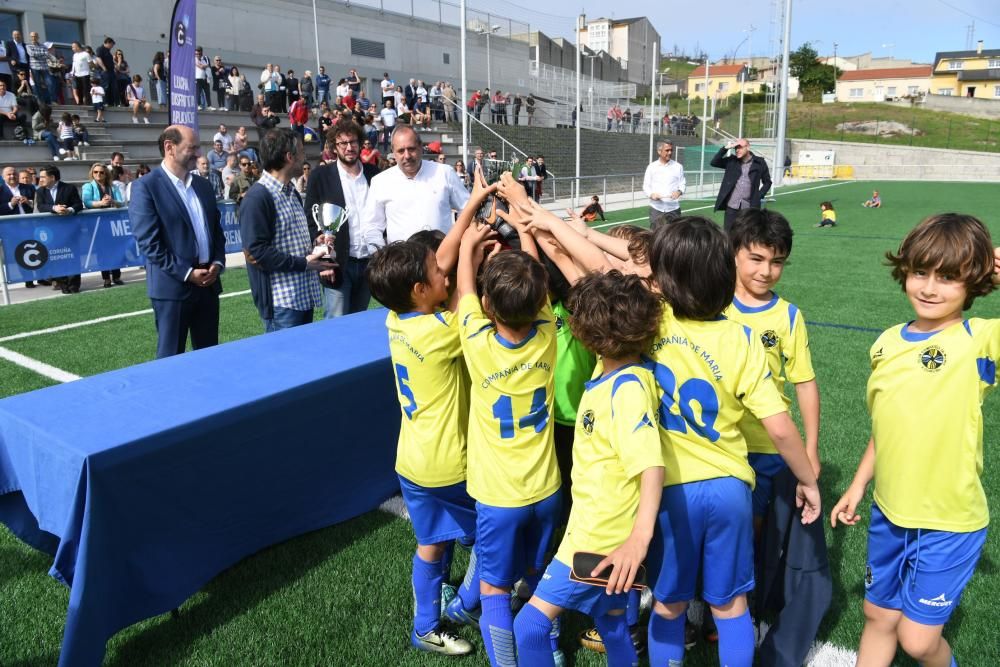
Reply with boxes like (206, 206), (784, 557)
(410, 627), (472, 656)
(58, 148), (67, 155)
(132, 117), (139, 124)
(52, 156), (61, 161)
(143, 118), (150, 124)
(208, 106), (216, 111)
(83, 141), (91, 146)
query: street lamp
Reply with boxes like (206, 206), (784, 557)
(476, 23), (501, 92)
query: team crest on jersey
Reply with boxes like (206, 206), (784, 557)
(760, 330), (779, 349)
(581, 410), (595, 435)
(864, 565), (874, 589)
(555, 316), (565, 330)
(920, 346), (946, 372)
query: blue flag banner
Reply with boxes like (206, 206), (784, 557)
(168, 0), (199, 130)
(0, 202), (241, 284)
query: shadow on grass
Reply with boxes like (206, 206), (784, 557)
(105, 510), (395, 667)
(0, 543), (52, 590)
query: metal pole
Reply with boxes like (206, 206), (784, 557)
(0, 239), (9, 306)
(699, 61), (709, 189)
(575, 13), (583, 209)
(311, 0), (322, 79)
(460, 0), (468, 165)
(773, 0), (793, 187)
(738, 65), (745, 137)
(648, 40), (657, 163)
(486, 30), (491, 93)
(631, 176), (635, 208)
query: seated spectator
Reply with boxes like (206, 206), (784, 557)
(125, 74), (151, 124)
(126, 162), (150, 201)
(81, 162), (124, 287)
(0, 80), (33, 143)
(56, 111), (79, 159)
(212, 56), (229, 110)
(71, 114), (90, 146)
(2, 165), (36, 288)
(229, 156), (257, 205)
(250, 93), (280, 142)
(207, 139), (229, 171)
(14, 70), (35, 112)
(32, 103), (62, 160)
(579, 194), (606, 222)
(232, 125), (258, 163)
(293, 161), (310, 195)
(221, 153), (239, 187)
(379, 99), (397, 153)
(360, 139), (381, 167)
(110, 164), (129, 203)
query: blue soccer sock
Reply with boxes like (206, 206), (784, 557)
(481, 593), (517, 667)
(648, 612), (686, 666)
(411, 553), (444, 636)
(512, 603), (555, 667)
(458, 547), (481, 611)
(716, 610), (754, 667)
(626, 588), (641, 627)
(596, 613), (638, 667)
(441, 541), (455, 580)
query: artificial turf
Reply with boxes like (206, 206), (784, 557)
(0, 179), (999, 666)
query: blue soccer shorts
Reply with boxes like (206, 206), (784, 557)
(646, 477), (755, 606)
(748, 453), (788, 518)
(476, 489), (563, 588)
(533, 558), (628, 617)
(398, 475), (477, 546)
(865, 503), (986, 626)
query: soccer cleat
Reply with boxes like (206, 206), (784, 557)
(410, 626), (473, 656)
(444, 593), (481, 628)
(440, 583), (457, 615)
(578, 625), (647, 655)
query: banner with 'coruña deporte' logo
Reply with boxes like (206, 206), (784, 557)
(168, 0), (198, 131)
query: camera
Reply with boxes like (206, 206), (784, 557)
(477, 195), (518, 244)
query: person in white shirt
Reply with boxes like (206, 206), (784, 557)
(126, 74), (152, 124)
(193, 46), (211, 109)
(380, 72), (394, 104)
(70, 41), (91, 105)
(361, 125), (470, 249)
(378, 98), (397, 153)
(213, 124), (234, 153)
(642, 139), (686, 228)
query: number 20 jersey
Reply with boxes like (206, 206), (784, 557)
(646, 304), (789, 488)
(458, 294), (561, 508)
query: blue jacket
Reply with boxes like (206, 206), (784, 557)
(82, 180), (124, 209)
(130, 167), (226, 300)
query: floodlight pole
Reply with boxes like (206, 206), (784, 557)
(575, 12), (584, 208)
(774, 0), (793, 187)
(312, 0), (321, 79)
(648, 40), (657, 163)
(460, 0), (468, 165)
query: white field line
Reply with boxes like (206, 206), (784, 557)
(0, 345), (81, 383)
(0, 289), (252, 344)
(592, 180), (853, 230)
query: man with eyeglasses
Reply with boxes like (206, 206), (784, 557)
(712, 138), (772, 233)
(643, 139), (686, 228)
(229, 157), (257, 204)
(304, 119), (379, 318)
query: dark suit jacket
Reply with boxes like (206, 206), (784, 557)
(303, 161), (378, 262)
(404, 84), (417, 109)
(34, 180), (83, 214)
(1, 183), (34, 215)
(711, 147), (772, 211)
(7, 40), (29, 74)
(130, 167), (226, 300)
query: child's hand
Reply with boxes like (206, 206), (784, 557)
(497, 171), (530, 209)
(495, 200), (532, 231)
(795, 482), (821, 524)
(462, 220), (495, 249)
(829, 484), (866, 528)
(563, 209), (589, 236)
(470, 166), (498, 205)
(993, 247), (999, 284)
(593, 534), (648, 595)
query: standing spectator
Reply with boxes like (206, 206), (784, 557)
(82, 162), (125, 287)
(26, 32), (49, 104)
(89, 77), (106, 123)
(361, 126), (470, 247)
(0, 32), (13, 89)
(95, 38), (117, 105)
(632, 107), (642, 133)
(271, 64), (287, 113)
(260, 63), (276, 108)
(304, 119), (379, 318)
(285, 69), (300, 109)
(623, 107), (632, 132)
(379, 72), (394, 105)
(442, 81), (457, 122)
(360, 138), (381, 167)
(534, 154), (548, 200)
(526, 93), (536, 125)
(45, 43), (65, 105)
(150, 51), (166, 106)
(492, 89), (506, 124)
(468, 148), (487, 178)
(0, 80), (32, 143)
(211, 56), (228, 110)
(238, 73), (253, 112)
(606, 104), (615, 131)
(241, 128), (333, 332)
(2, 165), (35, 287)
(8, 30), (28, 81)
(288, 95), (308, 138)
(70, 41), (91, 105)
(232, 125), (257, 163)
(251, 93), (279, 142)
(193, 155), (224, 199)
(32, 103), (62, 160)
(125, 74), (152, 124)
(346, 68), (361, 95)
(518, 156), (541, 201)
(130, 125), (226, 357)
(429, 81), (443, 121)
(404, 78), (417, 111)
(113, 49), (130, 107)
(194, 46), (211, 109)
(378, 98), (397, 154)
(453, 159), (470, 189)
(300, 70), (314, 109)
(711, 138), (772, 232)
(414, 80), (428, 115)
(316, 67), (332, 108)
(512, 93), (522, 125)
(225, 67), (242, 112)
(643, 139), (686, 228)
(34, 164), (84, 293)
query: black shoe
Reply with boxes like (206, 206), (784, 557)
(38, 279), (51, 286)
(103, 280), (112, 288)
(61, 287), (71, 294)
(113, 278), (124, 285)
(24, 281), (35, 288)
(69, 286), (80, 293)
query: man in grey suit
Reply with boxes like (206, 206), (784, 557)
(130, 125), (226, 358)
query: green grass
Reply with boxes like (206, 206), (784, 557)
(2, 180), (1000, 665)
(715, 101), (1000, 153)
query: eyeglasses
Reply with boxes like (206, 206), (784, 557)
(240, 162), (250, 167)
(335, 139), (359, 148)
(93, 169), (106, 174)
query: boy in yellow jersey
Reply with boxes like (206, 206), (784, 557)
(643, 217), (821, 667)
(365, 174), (497, 657)
(453, 217), (562, 667)
(512, 270), (664, 667)
(724, 209), (821, 530)
(831, 214), (1000, 667)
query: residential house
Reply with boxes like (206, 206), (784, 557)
(687, 63), (763, 99)
(931, 41), (1000, 98)
(836, 66), (932, 102)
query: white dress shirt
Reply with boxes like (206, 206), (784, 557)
(336, 161), (371, 259)
(642, 158), (686, 213)
(362, 160), (470, 249)
(162, 164), (211, 274)
(6, 183), (26, 214)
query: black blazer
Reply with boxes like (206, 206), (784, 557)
(303, 161), (379, 262)
(711, 147), (772, 211)
(1, 183), (34, 215)
(34, 181), (84, 214)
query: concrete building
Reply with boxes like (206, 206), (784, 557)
(837, 66), (932, 102)
(687, 63), (763, 99)
(931, 41), (1000, 99)
(577, 16), (660, 94)
(0, 0), (530, 105)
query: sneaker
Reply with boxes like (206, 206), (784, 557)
(83, 141), (91, 146)
(132, 117), (139, 124)
(52, 156), (61, 161)
(444, 593), (481, 629)
(410, 626), (473, 656)
(59, 148), (67, 155)
(143, 118), (150, 124)
(208, 106), (216, 111)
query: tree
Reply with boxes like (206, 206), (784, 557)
(789, 43), (820, 79)
(790, 42), (839, 101)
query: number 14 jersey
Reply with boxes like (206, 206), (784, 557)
(459, 294), (561, 508)
(647, 304), (788, 488)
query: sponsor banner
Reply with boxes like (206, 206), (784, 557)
(169, 0), (199, 130)
(0, 202), (240, 283)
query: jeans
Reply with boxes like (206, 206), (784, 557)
(321, 257), (371, 319)
(316, 90), (329, 106)
(40, 129), (61, 157)
(263, 306), (314, 333)
(155, 79), (167, 106)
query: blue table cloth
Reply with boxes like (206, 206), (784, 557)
(0, 309), (401, 666)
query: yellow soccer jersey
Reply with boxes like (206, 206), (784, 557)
(867, 318), (1000, 532)
(458, 293), (561, 507)
(724, 294), (815, 454)
(556, 363), (664, 564)
(647, 304), (788, 487)
(387, 310), (469, 487)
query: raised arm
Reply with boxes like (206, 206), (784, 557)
(437, 167), (496, 274)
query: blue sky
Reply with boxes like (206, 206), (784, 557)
(489, 0), (1000, 64)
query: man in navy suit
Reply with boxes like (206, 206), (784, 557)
(2, 165), (36, 287)
(34, 164), (84, 293)
(130, 125), (226, 359)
